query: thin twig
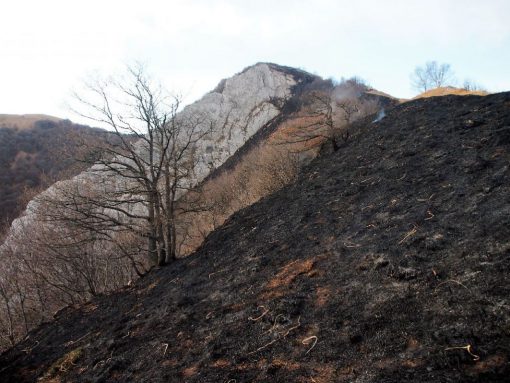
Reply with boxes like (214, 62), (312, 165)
(21, 341), (39, 354)
(247, 316), (301, 355)
(266, 314), (284, 334)
(302, 336), (318, 354)
(247, 338), (279, 355)
(248, 306), (269, 321)
(399, 224), (418, 244)
(417, 193), (435, 202)
(64, 331), (91, 347)
(445, 344), (480, 361)
(282, 316), (301, 336)
(208, 269), (226, 279)
(435, 279), (470, 292)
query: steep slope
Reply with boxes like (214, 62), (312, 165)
(0, 63), (318, 350)
(176, 78), (397, 255)
(1, 92), (510, 383)
(178, 63), (314, 182)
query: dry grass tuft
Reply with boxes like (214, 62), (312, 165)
(42, 347), (82, 380)
(267, 259), (315, 289)
(182, 364), (199, 377)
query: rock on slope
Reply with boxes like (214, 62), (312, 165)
(1, 92), (510, 382)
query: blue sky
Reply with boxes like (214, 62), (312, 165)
(1, 0), (509, 124)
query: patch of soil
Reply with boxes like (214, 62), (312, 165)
(1, 92), (510, 382)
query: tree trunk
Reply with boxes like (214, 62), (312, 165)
(164, 163), (177, 264)
(147, 192), (158, 266)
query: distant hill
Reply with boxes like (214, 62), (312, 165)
(2, 91), (508, 382)
(0, 116), (118, 227)
(414, 86), (489, 99)
(0, 114), (62, 130)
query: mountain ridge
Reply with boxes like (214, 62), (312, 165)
(0, 114), (62, 130)
(2, 91), (509, 382)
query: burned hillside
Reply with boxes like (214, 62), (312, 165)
(1, 92), (510, 382)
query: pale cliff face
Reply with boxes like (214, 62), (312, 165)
(2, 63), (306, 250)
(181, 63), (297, 182)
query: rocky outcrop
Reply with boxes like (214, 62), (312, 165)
(182, 63), (306, 182)
(0, 63), (315, 253)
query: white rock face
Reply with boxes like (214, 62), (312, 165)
(183, 63), (297, 182)
(1, 63), (305, 252)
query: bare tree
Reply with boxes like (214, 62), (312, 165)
(411, 61), (455, 92)
(462, 79), (486, 92)
(280, 77), (379, 151)
(57, 64), (214, 267)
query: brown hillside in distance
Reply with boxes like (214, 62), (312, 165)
(414, 86), (489, 99)
(0, 114), (62, 130)
(0, 116), (120, 227)
(1, 92), (510, 382)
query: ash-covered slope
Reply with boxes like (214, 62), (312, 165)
(2, 92), (510, 382)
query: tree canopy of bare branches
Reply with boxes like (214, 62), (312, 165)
(280, 77), (379, 152)
(411, 61), (455, 92)
(56, 65), (215, 267)
(0, 63), (216, 347)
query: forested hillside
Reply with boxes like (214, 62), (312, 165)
(0, 117), (119, 227)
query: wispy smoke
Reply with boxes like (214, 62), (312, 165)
(373, 108), (385, 123)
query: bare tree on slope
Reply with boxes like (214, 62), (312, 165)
(411, 61), (455, 92)
(50, 64), (214, 267)
(280, 77), (379, 152)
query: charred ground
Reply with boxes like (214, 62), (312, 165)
(1, 92), (510, 382)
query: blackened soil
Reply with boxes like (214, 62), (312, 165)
(2, 93), (510, 382)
